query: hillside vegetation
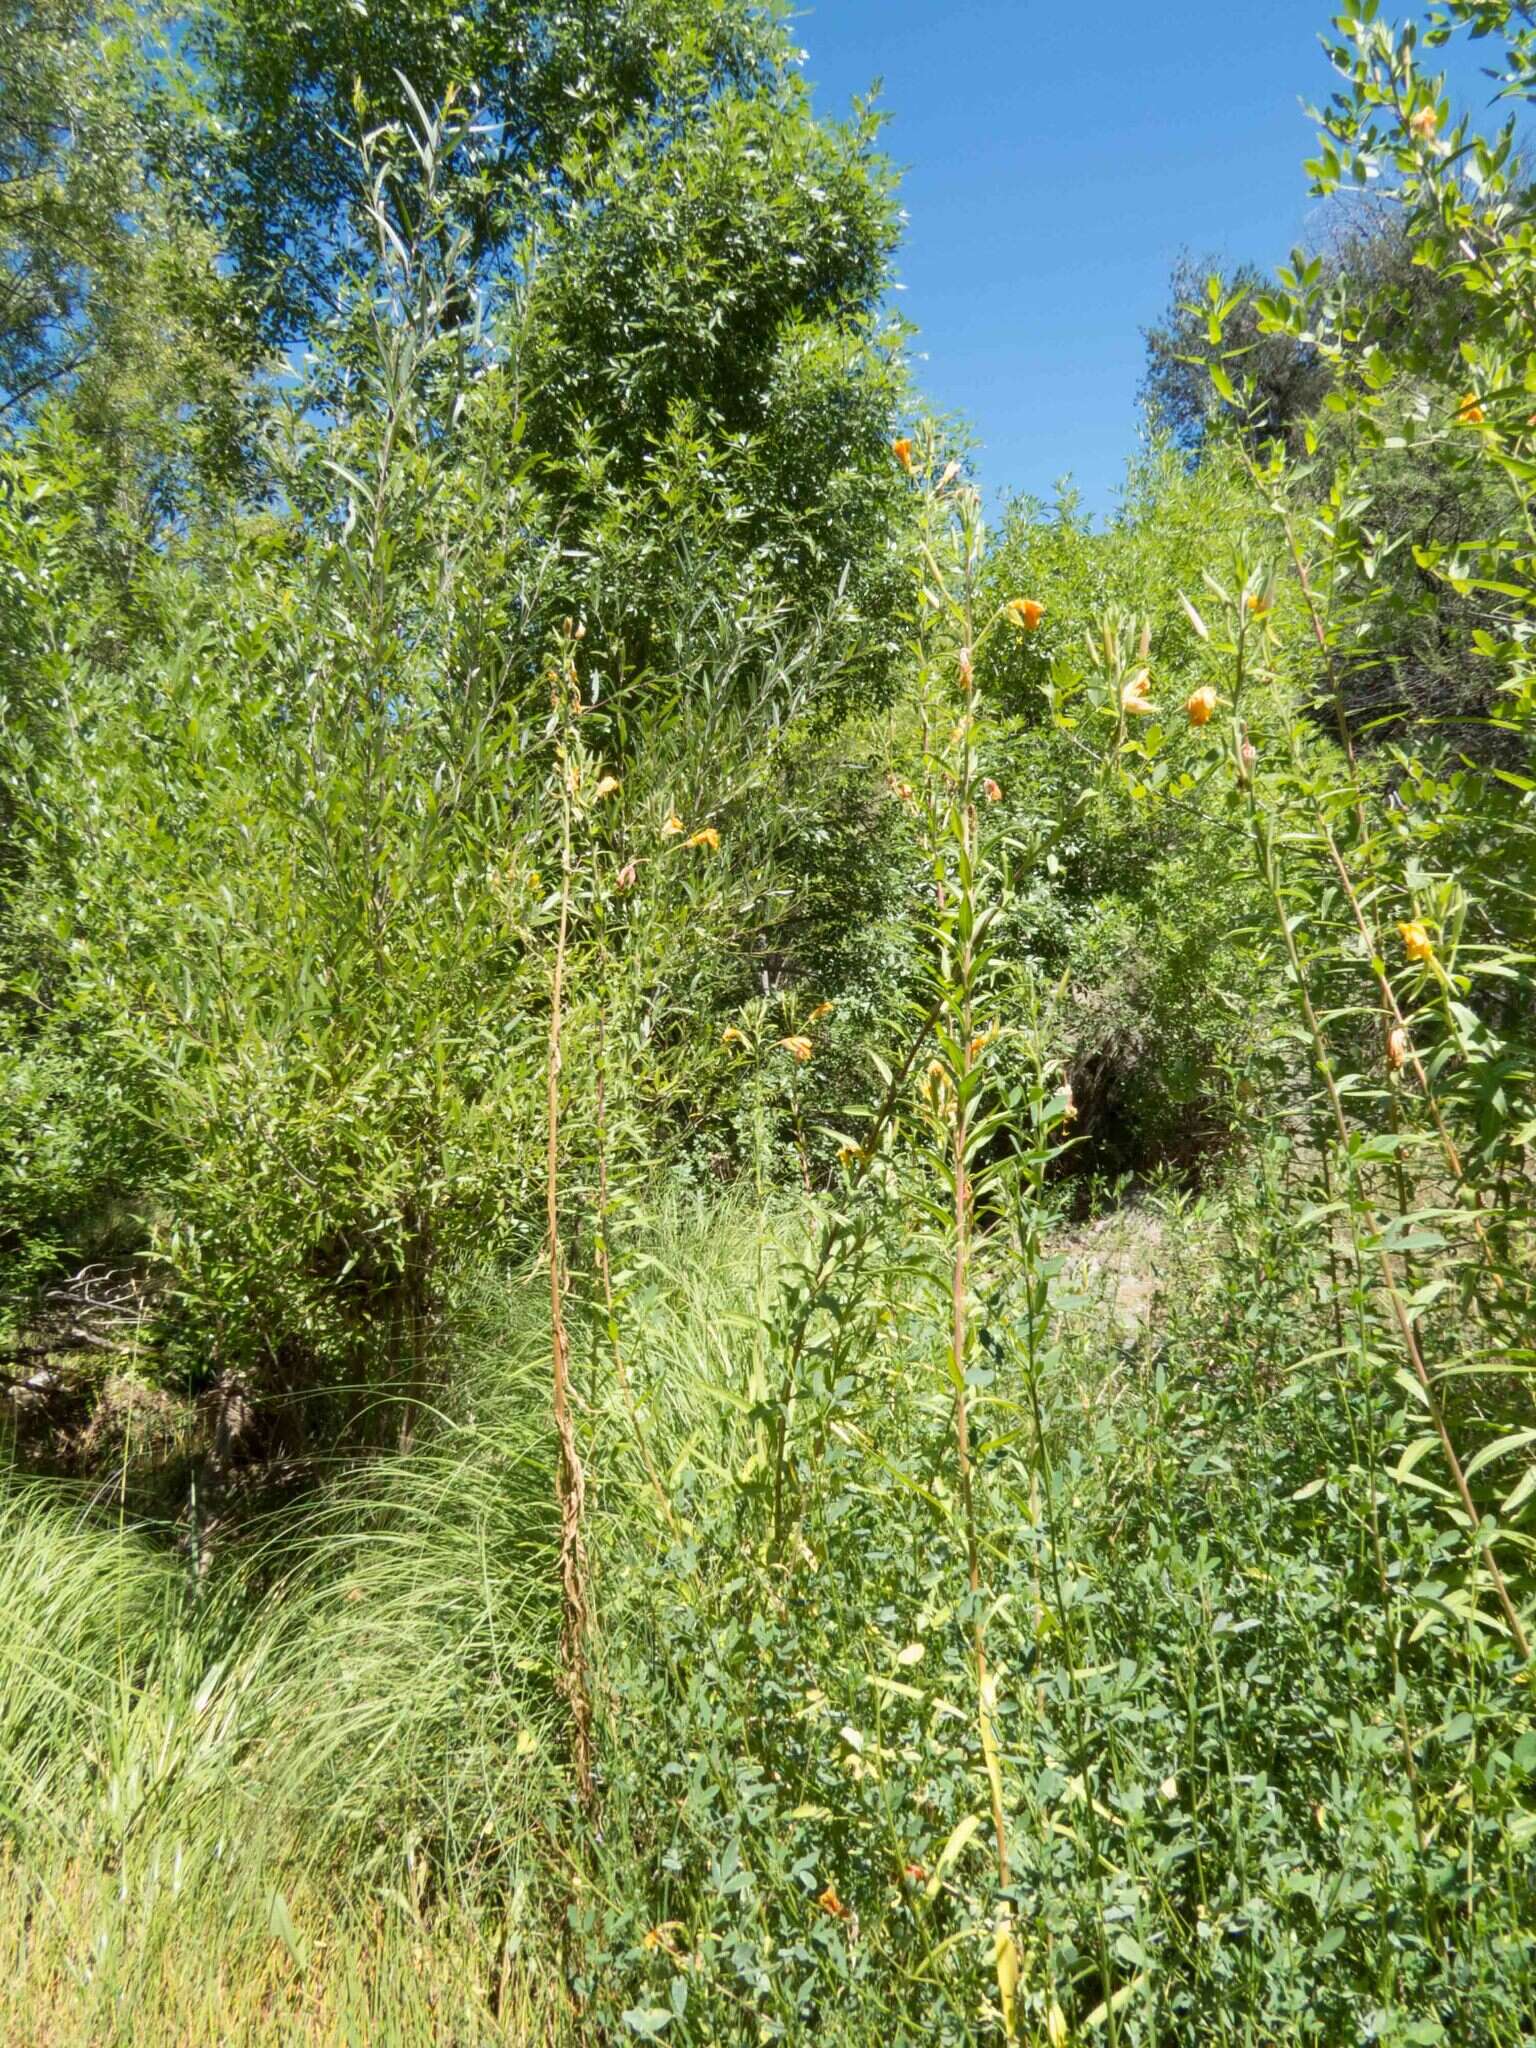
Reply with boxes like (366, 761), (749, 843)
(2, 2), (1535, 2042)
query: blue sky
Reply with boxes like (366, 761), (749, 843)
(799, 0), (1499, 517)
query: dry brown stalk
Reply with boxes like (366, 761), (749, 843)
(547, 647), (596, 1811)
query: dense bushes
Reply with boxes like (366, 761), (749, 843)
(2, 0), (1536, 2042)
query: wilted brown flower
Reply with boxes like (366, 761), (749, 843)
(1121, 670), (1158, 716)
(1387, 1025), (1410, 1070)
(982, 776), (1003, 802)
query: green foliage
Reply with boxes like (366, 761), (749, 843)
(972, 451), (1277, 1174)
(3, 2), (1536, 2043)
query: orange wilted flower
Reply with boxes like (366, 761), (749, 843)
(958, 645), (974, 686)
(614, 859), (637, 891)
(809, 1001), (834, 1022)
(661, 812), (685, 836)
(892, 437), (914, 473)
(1186, 685), (1218, 727)
(1398, 919), (1434, 963)
(1410, 103), (1439, 140)
(982, 776), (1003, 802)
(778, 1034), (813, 1063)
(683, 826), (720, 851)
(1457, 394), (1486, 426)
(818, 1883), (851, 1920)
(1121, 670), (1158, 716)
(1007, 597), (1046, 632)
(591, 773), (621, 800)
(1387, 1025), (1410, 1070)
(902, 1861), (928, 1886)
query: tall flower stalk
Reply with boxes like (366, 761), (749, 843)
(1180, 578), (1532, 1660)
(910, 451), (1027, 2037)
(545, 620), (596, 1809)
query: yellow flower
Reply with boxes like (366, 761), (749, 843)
(1456, 394), (1486, 427)
(683, 826), (720, 851)
(1186, 685), (1218, 727)
(891, 437), (914, 473)
(778, 1034), (813, 1062)
(809, 1001), (834, 1021)
(1387, 1025), (1410, 1070)
(1006, 597), (1046, 632)
(722, 1026), (750, 1048)
(1245, 592), (1272, 618)
(1398, 919), (1434, 963)
(591, 774), (621, 800)
(817, 1882), (851, 1920)
(982, 776), (1003, 802)
(1121, 670), (1158, 716)
(661, 812), (685, 836)
(837, 1139), (865, 1169)
(1409, 104), (1439, 140)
